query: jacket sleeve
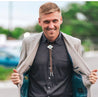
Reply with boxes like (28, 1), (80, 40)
(74, 40), (92, 87)
(16, 39), (27, 87)
(73, 38), (84, 57)
(16, 39), (27, 69)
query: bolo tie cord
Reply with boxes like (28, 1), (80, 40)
(47, 45), (54, 76)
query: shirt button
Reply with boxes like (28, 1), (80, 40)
(48, 86), (50, 89)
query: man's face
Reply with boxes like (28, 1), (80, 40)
(38, 11), (63, 41)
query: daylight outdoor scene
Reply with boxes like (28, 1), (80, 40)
(0, 1), (98, 97)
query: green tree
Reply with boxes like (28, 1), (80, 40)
(60, 1), (98, 50)
(81, 2), (98, 36)
(61, 1), (98, 38)
(33, 24), (42, 32)
(0, 27), (9, 36)
(12, 27), (25, 39)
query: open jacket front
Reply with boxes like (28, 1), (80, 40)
(16, 32), (92, 97)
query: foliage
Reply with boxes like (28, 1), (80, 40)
(0, 27), (25, 39)
(61, 2), (98, 38)
(0, 27), (10, 36)
(0, 66), (13, 80)
(33, 24), (42, 32)
(11, 27), (25, 39)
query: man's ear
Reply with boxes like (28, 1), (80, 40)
(38, 18), (41, 26)
(60, 16), (63, 24)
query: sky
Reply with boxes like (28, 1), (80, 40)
(0, 1), (85, 29)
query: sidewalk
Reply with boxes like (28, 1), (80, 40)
(0, 80), (19, 97)
(0, 80), (16, 88)
(83, 51), (98, 58)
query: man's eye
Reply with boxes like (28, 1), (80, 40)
(44, 21), (49, 24)
(53, 20), (58, 23)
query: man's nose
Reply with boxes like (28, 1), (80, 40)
(48, 22), (54, 29)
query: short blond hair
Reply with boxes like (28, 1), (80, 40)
(39, 2), (61, 17)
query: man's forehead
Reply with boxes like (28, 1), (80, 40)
(40, 11), (61, 18)
(40, 12), (61, 20)
(43, 18), (58, 22)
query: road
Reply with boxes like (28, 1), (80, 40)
(84, 56), (98, 97)
(0, 55), (98, 97)
(0, 80), (19, 97)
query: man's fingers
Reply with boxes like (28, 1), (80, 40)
(89, 79), (96, 84)
(11, 70), (21, 85)
(12, 79), (21, 85)
(91, 72), (97, 76)
(89, 75), (98, 79)
(12, 78), (21, 82)
(89, 69), (98, 84)
(89, 75), (98, 84)
(92, 69), (98, 72)
(89, 73), (97, 77)
(11, 73), (20, 77)
(11, 75), (20, 79)
(13, 69), (18, 73)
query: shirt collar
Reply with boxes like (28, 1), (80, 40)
(41, 32), (63, 45)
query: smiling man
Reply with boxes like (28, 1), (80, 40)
(39, 11), (62, 42)
(11, 2), (98, 97)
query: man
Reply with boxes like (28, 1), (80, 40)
(11, 2), (98, 97)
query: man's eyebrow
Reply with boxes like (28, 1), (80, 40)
(44, 20), (49, 22)
(53, 19), (58, 21)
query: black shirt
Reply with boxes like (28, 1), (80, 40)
(28, 32), (73, 97)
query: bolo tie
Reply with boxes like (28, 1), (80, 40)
(47, 44), (54, 76)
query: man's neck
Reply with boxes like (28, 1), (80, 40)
(43, 33), (60, 42)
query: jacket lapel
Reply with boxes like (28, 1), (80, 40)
(17, 32), (43, 74)
(62, 32), (91, 76)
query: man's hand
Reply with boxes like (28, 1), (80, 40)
(89, 69), (98, 84)
(11, 69), (21, 85)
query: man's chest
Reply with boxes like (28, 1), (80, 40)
(32, 41), (72, 72)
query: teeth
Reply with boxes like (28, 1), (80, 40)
(48, 30), (54, 31)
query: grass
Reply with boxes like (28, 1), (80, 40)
(0, 66), (14, 80)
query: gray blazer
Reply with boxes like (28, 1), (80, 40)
(16, 32), (92, 97)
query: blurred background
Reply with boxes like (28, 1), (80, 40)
(0, 1), (98, 97)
